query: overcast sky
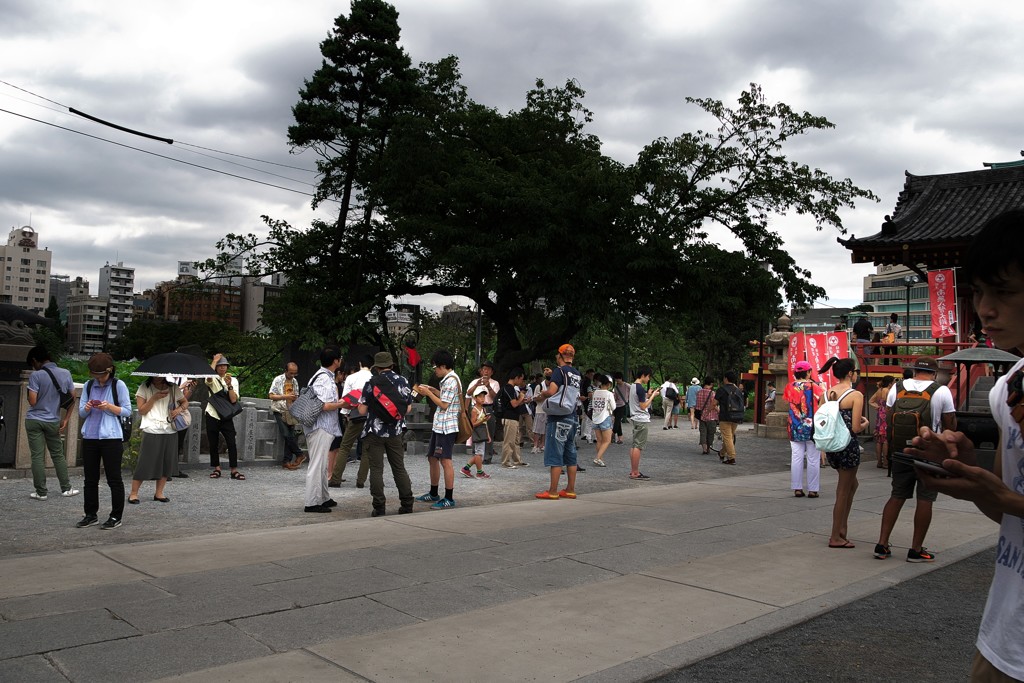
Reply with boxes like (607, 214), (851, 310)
(3, 0), (1022, 311)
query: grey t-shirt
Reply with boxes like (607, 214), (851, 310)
(628, 383), (651, 423)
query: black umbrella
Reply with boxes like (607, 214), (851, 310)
(131, 352), (219, 378)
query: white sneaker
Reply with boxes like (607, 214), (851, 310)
(29, 492), (47, 501)
(62, 488), (80, 497)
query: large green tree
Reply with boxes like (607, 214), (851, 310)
(202, 0), (420, 349)
(202, 2), (876, 373)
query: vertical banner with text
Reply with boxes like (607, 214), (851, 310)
(787, 331), (805, 386)
(805, 331), (850, 389)
(928, 269), (957, 338)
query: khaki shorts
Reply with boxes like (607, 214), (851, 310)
(632, 422), (650, 450)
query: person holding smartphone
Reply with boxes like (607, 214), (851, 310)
(908, 210), (1024, 681)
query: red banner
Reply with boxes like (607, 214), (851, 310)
(928, 269), (957, 338)
(787, 331), (804, 385)
(804, 331), (850, 389)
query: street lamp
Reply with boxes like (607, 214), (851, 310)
(903, 274), (919, 352)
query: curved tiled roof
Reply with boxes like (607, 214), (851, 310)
(840, 165), (1024, 267)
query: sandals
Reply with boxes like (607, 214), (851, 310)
(230, 471), (246, 480)
(794, 489), (805, 497)
(209, 469), (222, 478)
(807, 492), (819, 498)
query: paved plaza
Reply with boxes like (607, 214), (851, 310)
(0, 425), (997, 681)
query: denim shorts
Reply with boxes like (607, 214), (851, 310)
(543, 414), (578, 468)
(427, 431), (457, 460)
(595, 416), (613, 431)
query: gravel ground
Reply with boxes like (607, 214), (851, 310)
(1, 423), (796, 555)
(653, 549), (994, 682)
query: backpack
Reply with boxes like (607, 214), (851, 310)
(367, 373), (409, 424)
(722, 385), (745, 423)
(665, 386), (679, 401)
(888, 380), (940, 448)
(813, 388), (854, 453)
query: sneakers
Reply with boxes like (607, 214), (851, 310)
(461, 465), (474, 478)
(873, 544), (892, 560)
(62, 488), (80, 497)
(29, 492), (47, 501)
(593, 459), (606, 467)
(502, 463), (518, 469)
(100, 516), (122, 530)
(416, 492), (441, 502)
(76, 515), (99, 528)
(518, 462), (530, 467)
(304, 504), (332, 513)
(430, 498), (456, 510)
(907, 547), (935, 563)
(557, 489), (577, 499)
(535, 491), (560, 500)
(577, 466), (586, 472)
(476, 471), (491, 479)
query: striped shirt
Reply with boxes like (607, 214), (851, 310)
(432, 371), (461, 435)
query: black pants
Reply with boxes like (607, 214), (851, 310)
(613, 406), (626, 437)
(273, 412), (303, 462)
(82, 438), (125, 520)
(207, 414), (238, 468)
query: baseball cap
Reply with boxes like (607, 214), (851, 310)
(913, 357), (939, 373)
(794, 360), (813, 372)
(558, 344), (575, 357)
(473, 385), (489, 396)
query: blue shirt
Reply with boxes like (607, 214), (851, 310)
(685, 383), (701, 408)
(79, 379), (131, 440)
(26, 362), (75, 422)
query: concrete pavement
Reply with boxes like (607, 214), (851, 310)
(0, 426), (998, 682)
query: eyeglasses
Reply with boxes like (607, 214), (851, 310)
(1008, 368), (1024, 431)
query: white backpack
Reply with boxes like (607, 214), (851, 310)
(812, 388), (854, 453)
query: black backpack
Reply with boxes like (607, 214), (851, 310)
(367, 374), (409, 424)
(723, 386), (746, 423)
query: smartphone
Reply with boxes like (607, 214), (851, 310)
(88, 399), (102, 407)
(892, 452), (955, 477)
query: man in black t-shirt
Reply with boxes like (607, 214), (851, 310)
(852, 314), (873, 344)
(500, 368), (529, 468)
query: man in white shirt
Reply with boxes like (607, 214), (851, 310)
(874, 357), (956, 562)
(660, 378), (679, 430)
(329, 354), (373, 487)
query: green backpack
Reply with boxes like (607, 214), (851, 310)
(888, 380), (940, 448)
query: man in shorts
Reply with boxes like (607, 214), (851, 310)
(629, 366), (655, 479)
(414, 349), (461, 509)
(535, 344), (581, 500)
(874, 357), (956, 561)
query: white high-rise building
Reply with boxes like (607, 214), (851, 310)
(99, 261), (135, 347)
(0, 226), (52, 314)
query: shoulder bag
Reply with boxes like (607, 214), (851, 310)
(289, 369), (329, 427)
(451, 375), (473, 442)
(207, 377), (242, 421)
(42, 366), (75, 411)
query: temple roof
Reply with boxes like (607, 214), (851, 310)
(839, 164), (1024, 268)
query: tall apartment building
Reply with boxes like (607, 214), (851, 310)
(66, 294), (108, 355)
(0, 226), (52, 314)
(861, 264), (931, 341)
(98, 261), (135, 348)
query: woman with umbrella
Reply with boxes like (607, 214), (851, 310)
(128, 375), (189, 503)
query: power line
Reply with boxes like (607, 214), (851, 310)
(0, 107), (323, 200)
(0, 79), (318, 174)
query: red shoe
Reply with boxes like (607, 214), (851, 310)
(535, 491), (560, 500)
(557, 489), (577, 499)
